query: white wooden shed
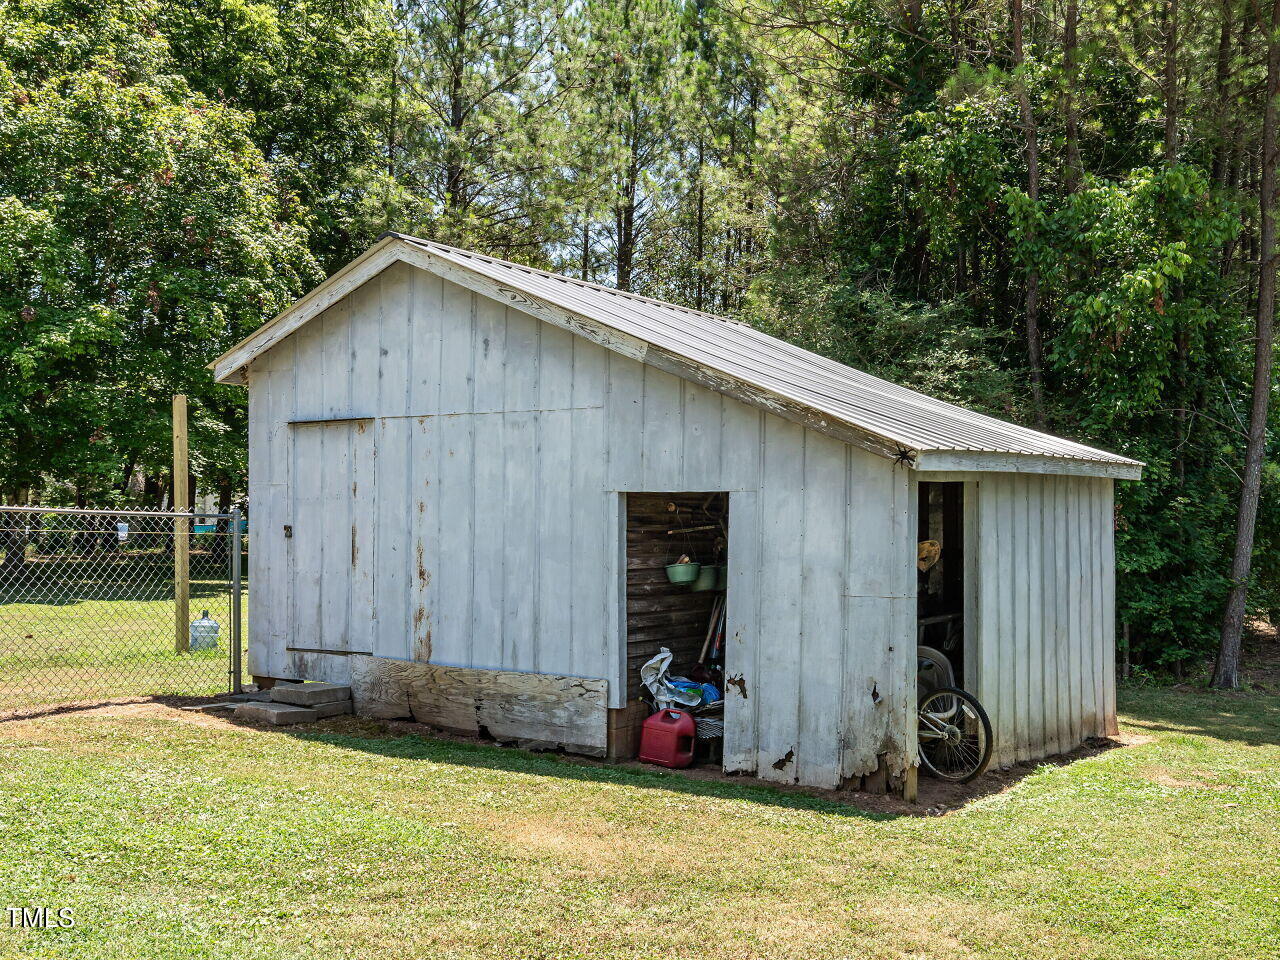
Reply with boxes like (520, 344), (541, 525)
(212, 234), (1142, 793)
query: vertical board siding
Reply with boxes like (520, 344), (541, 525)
(534, 324), (575, 675)
(249, 265), (919, 787)
(288, 317), (323, 681)
(796, 431), (846, 787)
(840, 448), (916, 782)
(753, 417), (806, 783)
(434, 276), (476, 670)
(569, 341), (610, 686)
(971, 473), (1118, 765)
(722, 489), (761, 775)
(1100, 482), (1119, 736)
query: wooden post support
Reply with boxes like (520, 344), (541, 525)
(173, 394), (190, 652)
(904, 765), (919, 804)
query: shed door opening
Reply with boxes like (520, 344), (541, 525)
(917, 481), (966, 688)
(617, 492), (728, 763)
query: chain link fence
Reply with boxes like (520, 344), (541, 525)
(0, 506), (244, 713)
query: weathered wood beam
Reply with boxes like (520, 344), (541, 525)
(350, 656), (610, 756)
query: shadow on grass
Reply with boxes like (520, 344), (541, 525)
(270, 716), (1134, 819)
(0, 693), (220, 722)
(275, 719), (907, 821)
(272, 685), (1277, 815)
(1117, 684), (1280, 747)
(0, 551), (248, 607)
(1, 576), (231, 607)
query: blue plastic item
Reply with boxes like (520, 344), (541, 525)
(669, 679), (721, 707)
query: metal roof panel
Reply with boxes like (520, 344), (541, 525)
(399, 236), (1141, 471)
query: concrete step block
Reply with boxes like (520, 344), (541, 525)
(270, 682), (352, 707)
(314, 699), (353, 719)
(234, 701), (319, 725)
(182, 702), (237, 714)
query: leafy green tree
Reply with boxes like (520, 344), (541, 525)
(391, 0), (579, 261)
(574, 0), (701, 290)
(156, 0), (397, 272)
(632, 0), (769, 312)
(0, 0), (318, 505)
(1010, 166), (1246, 664)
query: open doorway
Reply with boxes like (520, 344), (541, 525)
(917, 481), (966, 687)
(612, 492), (728, 764)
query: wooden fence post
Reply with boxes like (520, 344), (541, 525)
(173, 394), (190, 652)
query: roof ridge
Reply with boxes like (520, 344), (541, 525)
(390, 232), (746, 326)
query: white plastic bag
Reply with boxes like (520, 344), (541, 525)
(640, 647), (702, 710)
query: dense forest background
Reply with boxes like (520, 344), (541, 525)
(2, 0), (1277, 676)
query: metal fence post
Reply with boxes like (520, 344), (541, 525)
(230, 507), (243, 695)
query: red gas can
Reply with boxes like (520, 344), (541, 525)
(638, 709), (696, 768)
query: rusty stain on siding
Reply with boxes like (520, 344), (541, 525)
(416, 543), (428, 586)
(350, 525), (358, 568)
(412, 606), (432, 661)
(726, 674), (748, 699)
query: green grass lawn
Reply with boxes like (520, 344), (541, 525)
(0, 686), (1276, 960)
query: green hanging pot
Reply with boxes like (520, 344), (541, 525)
(690, 564), (719, 592)
(665, 561), (701, 585)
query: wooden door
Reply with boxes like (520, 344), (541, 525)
(288, 419), (377, 653)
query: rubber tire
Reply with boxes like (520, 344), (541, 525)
(917, 686), (993, 784)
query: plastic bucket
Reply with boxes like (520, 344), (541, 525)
(691, 564), (718, 591)
(713, 563), (727, 590)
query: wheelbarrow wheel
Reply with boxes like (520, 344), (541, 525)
(917, 686), (993, 783)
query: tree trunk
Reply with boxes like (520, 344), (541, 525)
(1212, 1), (1235, 187)
(443, 0), (470, 219)
(0, 528), (26, 570)
(1167, 0), (1186, 481)
(615, 197), (635, 291)
(1012, 0), (1046, 425)
(615, 146), (639, 291)
(1063, 0), (1083, 193)
(695, 138), (705, 311)
(1215, 2), (1240, 278)
(1214, 0), (1280, 689)
(211, 474), (233, 566)
(386, 9), (399, 229)
(1163, 0), (1179, 163)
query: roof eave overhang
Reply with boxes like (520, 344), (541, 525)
(913, 449), (1144, 481)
